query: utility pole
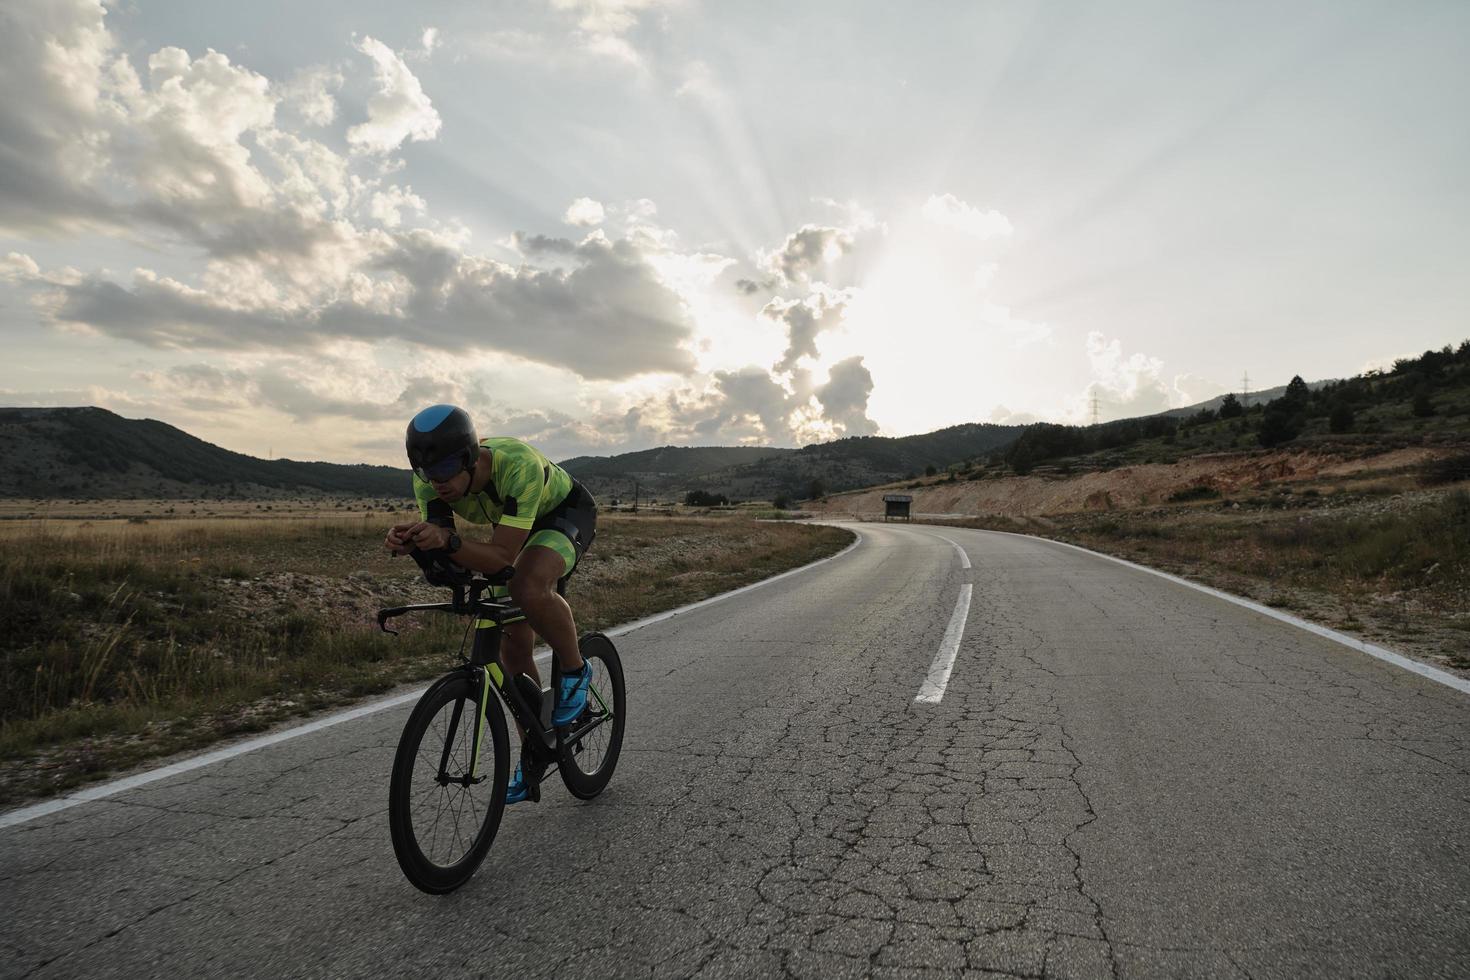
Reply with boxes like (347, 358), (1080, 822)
(1090, 391), (1100, 427)
(633, 480), (639, 513)
(1241, 371), (1251, 408)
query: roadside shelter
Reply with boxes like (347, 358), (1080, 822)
(883, 494), (912, 522)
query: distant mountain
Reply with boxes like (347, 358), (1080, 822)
(564, 423), (1023, 502)
(0, 407), (411, 499)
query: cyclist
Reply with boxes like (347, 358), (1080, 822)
(384, 404), (598, 803)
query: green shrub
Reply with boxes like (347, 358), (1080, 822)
(1168, 485), (1220, 503)
(1423, 453), (1470, 486)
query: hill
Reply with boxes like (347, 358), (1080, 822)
(560, 445), (789, 487)
(0, 407), (411, 499)
(564, 423), (1023, 502)
(992, 341), (1470, 476)
(1159, 379), (1331, 418)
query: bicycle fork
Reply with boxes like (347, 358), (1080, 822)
(437, 663), (500, 788)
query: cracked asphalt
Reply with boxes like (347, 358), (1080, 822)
(3, 522), (1468, 979)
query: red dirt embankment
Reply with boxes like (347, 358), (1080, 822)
(807, 448), (1443, 519)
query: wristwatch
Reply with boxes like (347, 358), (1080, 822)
(445, 532), (463, 555)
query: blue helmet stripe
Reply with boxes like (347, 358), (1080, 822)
(411, 404), (456, 433)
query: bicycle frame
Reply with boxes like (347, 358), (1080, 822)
(466, 605), (560, 779)
(379, 567), (614, 791)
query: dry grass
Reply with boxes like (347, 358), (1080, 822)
(0, 511), (851, 805)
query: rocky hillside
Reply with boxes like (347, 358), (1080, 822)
(805, 446), (1457, 519)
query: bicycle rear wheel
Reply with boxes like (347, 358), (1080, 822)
(389, 672), (509, 893)
(559, 632), (626, 800)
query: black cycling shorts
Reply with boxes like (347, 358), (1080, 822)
(524, 480), (597, 578)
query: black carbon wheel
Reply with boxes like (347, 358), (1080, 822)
(388, 672), (509, 893)
(558, 632), (626, 800)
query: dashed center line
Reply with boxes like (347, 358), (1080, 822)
(915, 584), (973, 705)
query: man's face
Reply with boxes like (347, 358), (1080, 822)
(431, 470), (471, 501)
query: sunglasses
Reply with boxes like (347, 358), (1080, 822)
(414, 453), (467, 483)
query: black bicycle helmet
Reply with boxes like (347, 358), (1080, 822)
(406, 404), (479, 482)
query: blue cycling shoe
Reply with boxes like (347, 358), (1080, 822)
(553, 661), (593, 726)
(506, 762), (531, 804)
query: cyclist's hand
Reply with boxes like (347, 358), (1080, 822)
(404, 522), (451, 552)
(384, 522), (417, 556)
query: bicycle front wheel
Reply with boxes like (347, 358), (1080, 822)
(559, 632), (626, 800)
(388, 672), (509, 893)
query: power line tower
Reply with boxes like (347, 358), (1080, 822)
(1241, 371), (1252, 408)
(1089, 390), (1101, 426)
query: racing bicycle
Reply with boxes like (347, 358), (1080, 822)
(377, 548), (626, 893)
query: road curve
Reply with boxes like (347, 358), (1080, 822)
(2, 522), (1467, 979)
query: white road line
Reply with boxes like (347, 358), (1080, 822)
(915, 585), (974, 705)
(0, 530), (865, 832)
(924, 530), (971, 569)
(976, 527), (1470, 698)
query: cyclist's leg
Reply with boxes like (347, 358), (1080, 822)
(501, 620), (538, 687)
(513, 483), (596, 689)
(508, 544), (582, 673)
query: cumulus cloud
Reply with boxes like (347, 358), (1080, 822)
(921, 193), (1013, 241)
(753, 204), (882, 290)
(281, 66), (343, 126)
(563, 197), (606, 227)
(764, 225), (852, 286)
(551, 0), (664, 35)
(1083, 331), (1172, 415)
(691, 367), (795, 441)
(31, 227), (698, 380)
(1, 252), (40, 282)
(763, 291), (849, 373)
(139, 361), (448, 422)
(733, 277), (773, 295)
(346, 36), (442, 154)
(0, 0), (129, 235)
(815, 357), (879, 437)
(1, 2), (712, 385)
(640, 352), (878, 447)
(548, 0), (672, 67)
(1073, 332), (1224, 422)
(370, 185), (426, 228)
(989, 405), (1041, 426)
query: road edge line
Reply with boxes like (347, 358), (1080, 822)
(974, 526), (1470, 697)
(0, 529), (864, 832)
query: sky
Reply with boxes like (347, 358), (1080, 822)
(2, 0), (1467, 465)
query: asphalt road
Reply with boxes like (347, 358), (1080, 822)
(3, 522), (1468, 979)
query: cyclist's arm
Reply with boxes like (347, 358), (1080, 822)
(445, 524), (528, 574)
(387, 476), (446, 553)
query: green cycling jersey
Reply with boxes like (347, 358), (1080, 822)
(413, 436), (575, 529)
